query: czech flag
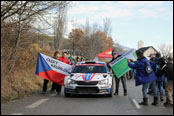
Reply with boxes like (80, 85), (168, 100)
(35, 53), (72, 86)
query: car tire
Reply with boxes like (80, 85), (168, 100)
(65, 92), (71, 97)
(108, 94), (112, 97)
(108, 79), (113, 97)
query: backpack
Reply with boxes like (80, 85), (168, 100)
(145, 62), (152, 76)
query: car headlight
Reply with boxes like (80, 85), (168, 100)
(99, 79), (109, 85)
(67, 79), (76, 84)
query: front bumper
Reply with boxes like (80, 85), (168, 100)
(64, 84), (112, 95)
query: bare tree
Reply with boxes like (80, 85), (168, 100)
(103, 18), (112, 37)
(67, 17), (114, 60)
(69, 28), (83, 55)
(1, 1), (57, 24)
(1, 1), (57, 77)
(158, 43), (173, 58)
(53, 1), (70, 50)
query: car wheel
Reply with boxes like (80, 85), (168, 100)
(65, 92), (71, 97)
(108, 79), (113, 97)
(108, 93), (112, 97)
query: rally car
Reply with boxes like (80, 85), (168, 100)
(64, 61), (113, 97)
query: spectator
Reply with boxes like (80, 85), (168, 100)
(152, 53), (165, 101)
(129, 69), (135, 80)
(80, 57), (84, 62)
(109, 51), (127, 96)
(157, 57), (173, 107)
(167, 57), (173, 64)
(126, 71), (130, 80)
(69, 55), (74, 65)
(128, 50), (158, 106)
(42, 50), (59, 94)
(74, 56), (80, 65)
(147, 57), (155, 95)
(56, 52), (70, 95)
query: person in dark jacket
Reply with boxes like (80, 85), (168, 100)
(128, 50), (158, 106)
(150, 53), (165, 101)
(167, 57), (173, 64)
(108, 51), (127, 96)
(157, 57), (173, 107)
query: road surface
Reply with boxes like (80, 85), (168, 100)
(1, 78), (173, 115)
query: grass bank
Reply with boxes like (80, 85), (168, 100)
(1, 68), (51, 104)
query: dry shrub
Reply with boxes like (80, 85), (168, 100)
(1, 68), (44, 103)
(1, 22), (19, 78)
(1, 21), (55, 103)
(1, 43), (53, 103)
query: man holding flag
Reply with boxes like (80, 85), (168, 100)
(56, 51), (70, 94)
(36, 50), (72, 95)
(41, 50), (59, 94)
(108, 50), (127, 96)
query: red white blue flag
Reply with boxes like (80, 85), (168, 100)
(35, 53), (72, 86)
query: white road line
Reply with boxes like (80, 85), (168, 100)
(49, 93), (57, 97)
(10, 113), (23, 115)
(25, 98), (49, 108)
(132, 99), (141, 109)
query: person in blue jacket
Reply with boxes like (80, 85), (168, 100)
(147, 57), (155, 95)
(127, 50), (159, 106)
(151, 53), (165, 101)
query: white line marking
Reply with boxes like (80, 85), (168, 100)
(132, 99), (141, 109)
(10, 113), (23, 115)
(25, 98), (49, 108)
(49, 93), (57, 97)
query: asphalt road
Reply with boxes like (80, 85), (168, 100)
(1, 79), (173, 115)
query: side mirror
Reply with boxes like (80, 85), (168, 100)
(108, 72), (113, 77)
(70, 73), (74, 77)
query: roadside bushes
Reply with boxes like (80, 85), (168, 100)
(1, 21), (53, 103)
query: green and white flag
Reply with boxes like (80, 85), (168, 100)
(109, 49), (137, 79)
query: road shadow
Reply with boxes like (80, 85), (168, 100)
(67, 94), (112, 98)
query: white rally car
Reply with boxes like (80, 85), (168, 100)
(64, 61), (113, 97)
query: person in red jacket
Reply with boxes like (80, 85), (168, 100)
(56, 51), (70, 94)
(58, 52), (70, 64)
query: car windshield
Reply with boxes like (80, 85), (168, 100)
(72, 65), (107, 73)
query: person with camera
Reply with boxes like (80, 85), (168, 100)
(150, 53), (165, 101)
(157, 57), (173, 107)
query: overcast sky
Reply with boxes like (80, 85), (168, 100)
(34, 1), (173, 50)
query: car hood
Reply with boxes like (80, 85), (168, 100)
(69, 73), (109, 82)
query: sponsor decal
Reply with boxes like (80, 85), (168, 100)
(82, 73), (96, 82)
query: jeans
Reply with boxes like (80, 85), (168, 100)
(148, 83), (153, 92)
(163, 76), (168, 89)
(129, 70), (135, 79)
(142, 81), (158, 98)
(156, 81), (164, 96)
